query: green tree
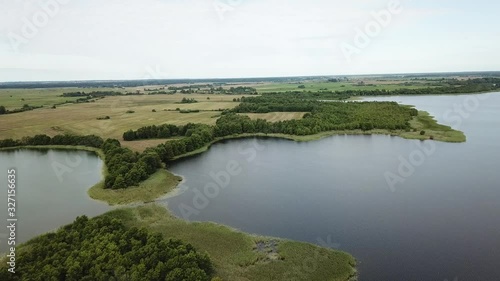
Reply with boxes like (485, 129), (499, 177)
(113, 175), (126, 189)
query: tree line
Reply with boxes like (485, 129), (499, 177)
(0, 215), (213, 281)
(0, 134), (104, 148)
(61, 91), (124, 97)
(123, 123), (212, 141)
(123, 98), (418, 164)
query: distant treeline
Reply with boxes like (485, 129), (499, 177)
(0, 134), (103, 148)
(148, 90), (174, 95)
(0, 76), (313, 89)
(0, 215), (213, 281)
(61, 91), (131, 97)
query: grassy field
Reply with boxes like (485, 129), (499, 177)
(101, 204), (357, 281)
(400, 111), (466, 142)
(0, 93), (242, 140)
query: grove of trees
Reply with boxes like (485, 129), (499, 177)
(1, 215), (213, 281)
(102, 139), (162, 189)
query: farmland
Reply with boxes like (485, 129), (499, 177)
(0, 90), (246, 143)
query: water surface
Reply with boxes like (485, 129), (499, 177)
(164, 92), (500, 281)
(0, 149), (109, 253)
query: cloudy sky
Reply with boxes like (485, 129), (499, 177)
(0, 0), (499, 81)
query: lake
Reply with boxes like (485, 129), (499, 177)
(0, 149), (109, 253)
(163, 92), (500, 281)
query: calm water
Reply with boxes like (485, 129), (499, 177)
(0, 149), (109, 253)
(164, 92), (500, 281)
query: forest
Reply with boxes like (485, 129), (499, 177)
(0, 215), (213, 281)
(123, 123), (212, 141)
(102, 139), (162, 189)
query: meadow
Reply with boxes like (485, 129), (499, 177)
(0, 90), (248, 147)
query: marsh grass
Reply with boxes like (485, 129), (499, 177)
(102, 204), (357, 281)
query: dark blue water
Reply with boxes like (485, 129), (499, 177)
(0, 149), (109, 253)
(163, 92), (500, 281)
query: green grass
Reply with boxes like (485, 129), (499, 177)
(400, 111), (466, 142)
(102, 204), (357, 281)
(88, 169), (182, 206)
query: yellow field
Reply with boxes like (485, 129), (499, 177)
(242, 112), (305, 122)
(0, 93), (246, 140)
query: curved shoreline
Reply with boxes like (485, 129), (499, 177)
(0, 108), (465, 207)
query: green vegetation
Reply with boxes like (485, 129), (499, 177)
(0, 134), (103, 149)
(102, 139), (162, 189)
(123, 123), (212, 141)
(399, 111), (465, 142)
(88, 169), (182, 205)
(0, 214), (213, 281)
(100, 204), (357, 281)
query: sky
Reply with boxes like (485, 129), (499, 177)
(0, 0), (499, 82)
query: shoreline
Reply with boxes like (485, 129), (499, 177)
(0, 108), (465, 206)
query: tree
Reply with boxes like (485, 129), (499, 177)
(0, 105), (6, 114)
(6, 215), (213, 281)
(113, 175), (126, 189)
